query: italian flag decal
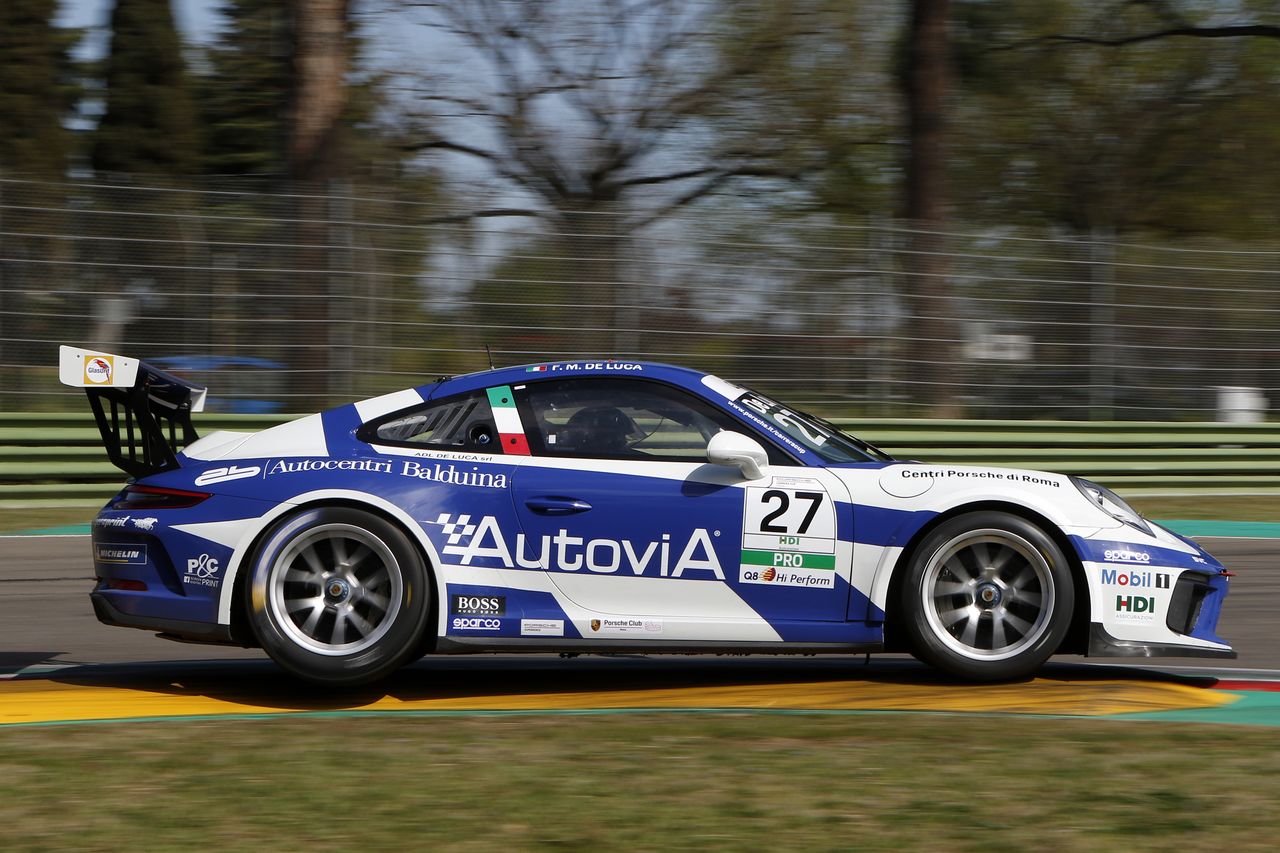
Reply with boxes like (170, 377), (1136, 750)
(485, 385), (530, 455)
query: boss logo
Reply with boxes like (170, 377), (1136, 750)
(450, 594), (505, 615)
(452, 617), (501, 631)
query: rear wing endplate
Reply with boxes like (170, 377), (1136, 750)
(59, 346), (208, 478)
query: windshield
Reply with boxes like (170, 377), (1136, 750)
(732, 391), (893, 464)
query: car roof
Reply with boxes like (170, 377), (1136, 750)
(422, 360), (715, 399)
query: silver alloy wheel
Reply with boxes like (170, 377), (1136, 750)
(920, 528), (1055, 662)
(266, 522), (404, 656)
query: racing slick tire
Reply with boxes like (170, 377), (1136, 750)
(900, 511), (1074, 682)
(246, 506), (431, 685)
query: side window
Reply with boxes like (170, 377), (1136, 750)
(518, 378), (791, 463)
(365, 391), (500, 453)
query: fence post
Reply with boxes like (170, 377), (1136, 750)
(1089, 229), (1116, 421)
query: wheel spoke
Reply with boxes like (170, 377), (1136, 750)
(287, 595), (323, 615)
(285, 566), (318, 584)
(299, 602), (324, 635)
(332, 537), (350, 567)
(988, 545), (1018, 571)
(937, 606), (970, 628)
(958, 615), (979, 647)
(990, 614), (1008, 649)
(330, 610), (348, 645)
(347, 543), (374, 571)
(347, 609), (375, 638)
(300, 544), (327, 576)
(935, 580), (969, 597)
(1012, 589), (1042, 607)
(1008, 564), (1035, 591)
(1003, 610), (1034, 637)
(944, 554), (977, 582)
(362, 590), (390, 612)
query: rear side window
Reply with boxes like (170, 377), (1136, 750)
(366, 391), (500, 453)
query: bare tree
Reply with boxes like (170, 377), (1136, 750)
(398, 0), (794, 352)
(287, 0), (354, 403)
(289, 0), (353, 182)
(901, 0), (960, 416)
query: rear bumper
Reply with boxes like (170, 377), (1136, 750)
(91, 590), (241, 645)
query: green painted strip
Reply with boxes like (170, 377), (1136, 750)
(1158, 519), (1280, 538)
(1103, 691), (1280, 726)
(2, 523), (92, 537)
(740, 550), (836, 570)
(485, 386), (518, 409)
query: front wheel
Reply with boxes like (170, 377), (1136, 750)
(246, 506), (431, 685)
(900, 511), (1074, 681)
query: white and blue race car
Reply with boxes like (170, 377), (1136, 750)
(60, 346), (1235, 685)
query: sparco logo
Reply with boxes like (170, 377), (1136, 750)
(1104, 548), (1151, 564)
(451, 594), (505, 616)
(452, 617), (501, 631)
(184, 553), (220, 587)
(429, 513), (724, 579)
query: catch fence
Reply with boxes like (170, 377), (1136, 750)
(2, 175), (1277, 420)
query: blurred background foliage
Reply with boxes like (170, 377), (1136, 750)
(1, 0), (1279, 416)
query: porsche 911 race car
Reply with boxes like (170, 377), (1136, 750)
(60, 346), (1235, 685)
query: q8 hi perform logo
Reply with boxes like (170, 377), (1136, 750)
(429, 514), (724, 579)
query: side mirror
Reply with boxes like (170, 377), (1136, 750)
(707, 431), (769, 480)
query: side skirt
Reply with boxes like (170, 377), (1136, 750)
(433, 637), (884, 656)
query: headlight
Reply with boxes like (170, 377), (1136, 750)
(1071, 477), (1152, 535)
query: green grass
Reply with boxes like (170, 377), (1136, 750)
(1129, 495), (1280, 522)
(0, 506), (96, 534)
(2, 714), (1279, 851)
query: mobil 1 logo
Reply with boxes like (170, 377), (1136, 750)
(450, 594), (506, 616)
(739, 478), (838, 590)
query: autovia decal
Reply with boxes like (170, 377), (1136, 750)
(428, 513), (724, 578)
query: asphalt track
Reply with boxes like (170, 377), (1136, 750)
(2, 535), (1278, 727)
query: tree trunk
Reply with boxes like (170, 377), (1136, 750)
(287, 0), (351, 408)
(901, 0), (961, 417)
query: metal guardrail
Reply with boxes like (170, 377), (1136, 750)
(0, 413), (1275, 507)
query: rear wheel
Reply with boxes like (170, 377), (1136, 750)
(246, 506), (430, 685)
(900, 511), (1073, 681)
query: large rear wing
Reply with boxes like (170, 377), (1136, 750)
(58, 346), (208, 478)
